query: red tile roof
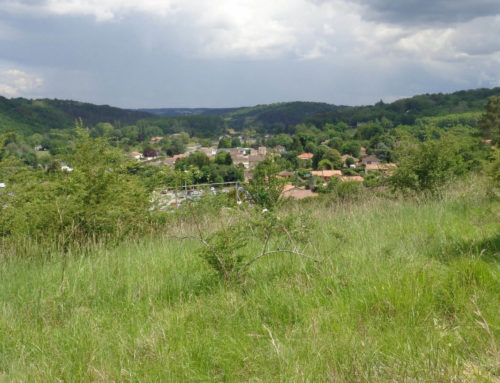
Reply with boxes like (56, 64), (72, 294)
(297, 153), (314, 160)
(311, 170), (342, 178)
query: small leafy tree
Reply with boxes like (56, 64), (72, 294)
(1, 125), (150, 251)
(479, 96), (500, 144)
(390, 136), (468, 192)
(174, 160), (319, 283)
(246, 159), (286, 210)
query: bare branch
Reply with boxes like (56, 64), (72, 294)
(238, 249), (321, 276)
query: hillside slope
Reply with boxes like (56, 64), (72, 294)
(0, 97), (152, 135)
(1, 178), (498, 381)
(306, 87), (500, 127)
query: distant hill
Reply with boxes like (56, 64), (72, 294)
(138, 107), (243, 117)
(305, 87), (500, 127)
(221, 102), (343, 132)
(136, 102), (343, 137)
(0, 97), (152, 136)
(1, 87), (499, 138)
(139, 102), (342, 132)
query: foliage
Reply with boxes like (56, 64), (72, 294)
(306, 87), (500, 127)
(218, 137), (232, 148)
(214, 151), (233, 165)
(247, 160), (287, 210)
(143, 148), (157, 158)
(479, 96), (500, 143)
(0, 96), (150, 136)
(333, 180), (364, 199)
(0, 127), (149, 249)
(390, 136), (469, 192)
(1, 178), (498, 381)
(191, 205), (314, 282)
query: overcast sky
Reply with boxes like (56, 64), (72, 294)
(0, 0), (499, 108)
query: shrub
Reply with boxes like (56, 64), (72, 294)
(1, 127), (150, 251)
(334, 181), (363, 199)
(390, 136), (469, 193)
(246, 160), (286, 210)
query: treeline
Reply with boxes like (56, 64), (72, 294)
(0, 97), (151, 136)
(306, 87), (500, 128)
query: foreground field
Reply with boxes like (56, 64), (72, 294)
(1, 179), (499, 382)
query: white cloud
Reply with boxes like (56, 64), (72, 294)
(0, 0), (366, 59)
(0, 0), (498, 106)
(0, 69), (44, 96)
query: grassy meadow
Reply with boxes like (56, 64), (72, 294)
(1, 177), (499, 382)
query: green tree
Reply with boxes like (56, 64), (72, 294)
(231, 137), (241, 148)
(247, 160), (286, 210)
(318, 159), (334, 170)
(215, 151), (233, 165)
(312, 145), (327, 169)
(479, 96), (500, 144)
(1, 126), (149, 248)
(323, 149), (343, 169)
(341, 141), (361, 158)
(218, 137), (232, 149)
(187, 151), (210, 169)
(390, 136), (468, 192)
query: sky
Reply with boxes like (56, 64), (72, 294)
(0, 0), (499, 108)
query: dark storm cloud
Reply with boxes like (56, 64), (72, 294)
(350, 0), (500, 25)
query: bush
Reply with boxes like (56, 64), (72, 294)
(390, 136), (469, 193)
(0, 128), (150, 251)
(334, 181), (363, 199)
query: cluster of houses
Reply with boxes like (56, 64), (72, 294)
(278, 147), (397, 199)
(129, 143), (272, 170)
(128, 137), (397, 200)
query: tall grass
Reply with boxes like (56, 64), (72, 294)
(1, 177), (498, 381)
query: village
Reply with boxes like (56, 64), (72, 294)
(127, 132), (397, 206)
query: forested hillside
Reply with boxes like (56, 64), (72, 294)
(0, 97), (152, 136)
(306, 87), (500, 127)
(1, 88), (498, 140)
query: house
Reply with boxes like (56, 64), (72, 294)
(249, 155), (266, 169)
(0, 182), (5, 188)
(311, 170), (342, 181)
(233, 155), (250, 168)
(339, 175), (364, 182)
(130, 151), (143, 160)
(273, 145), (286, 153)
(163, 154), (187, 166)
(365, 163), (397, 174)
(186, 145), (201, 154)
(360, 146), (367, 157)
(297, 153), (314, 160)
(342, 154), (359, 164)
(60, 163), (73, 172)
(277, 170), (294, 178)
(258, 146), (267, 156)
(199, 147), (217, 157)
(150, 136), (164, 145)
(173, 154), (187, 161)
(164, 158), (176, 166)
(281, 184), (318, 200)
(361, 155), (381, 166)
